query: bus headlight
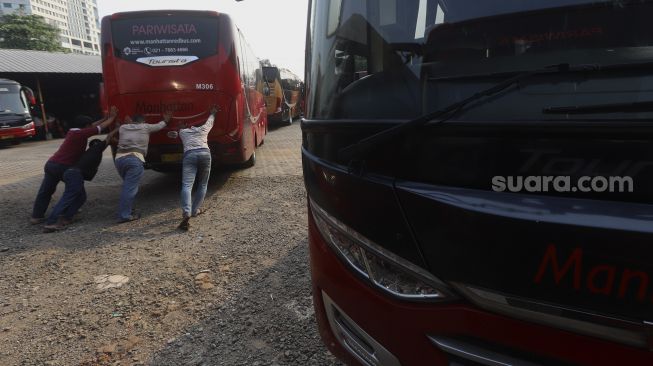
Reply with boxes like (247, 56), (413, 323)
(310, 199), (455, 302)
(22, 122), (34, 129)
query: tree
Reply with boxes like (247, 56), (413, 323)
(0, 14), (65, 52)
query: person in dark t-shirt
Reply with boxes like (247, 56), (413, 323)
(43, 130), (117, 233)
(31, 106), (118, 225)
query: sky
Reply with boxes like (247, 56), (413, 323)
(97, 0), (309, 78)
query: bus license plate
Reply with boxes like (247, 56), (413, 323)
(161, 153), (183, 163)
(0, 135), (14, 140)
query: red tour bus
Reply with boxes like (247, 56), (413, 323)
(304, 0), (653, 365)
(101, 10), (267, 169)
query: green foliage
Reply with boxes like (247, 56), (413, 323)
(0, 14), (65, 52)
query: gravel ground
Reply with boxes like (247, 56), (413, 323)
(0, 126), (342, 366)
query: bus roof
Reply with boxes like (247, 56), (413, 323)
(0, 78), (20, 86)
(108, 9), (223, 20)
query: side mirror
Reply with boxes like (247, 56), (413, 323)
(22, 87), (37, 105)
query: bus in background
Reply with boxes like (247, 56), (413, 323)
(303, 0), (653, 365)
(101, 10), (266, 169)
(0, 79), (36, 144)
(261, 66), (303, 125)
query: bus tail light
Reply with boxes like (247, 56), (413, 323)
(310, 199), (455, 302)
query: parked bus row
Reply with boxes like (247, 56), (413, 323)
(261, 66), (304, 125)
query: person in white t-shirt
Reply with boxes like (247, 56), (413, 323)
(177, 105), (219, 231)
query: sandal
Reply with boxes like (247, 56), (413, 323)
(117, 212), (141, 224)
(59, 217), (73, 226)
(178, 217), (190, 231)
(43, 224), (64, 233)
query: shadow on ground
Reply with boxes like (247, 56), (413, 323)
(0, 167), (232, 255)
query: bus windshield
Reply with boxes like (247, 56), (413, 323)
(307, 0), (653, 121)
(0, 85), (28, 114)
(111, 15), (219, 67)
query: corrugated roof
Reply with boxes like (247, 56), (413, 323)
(0, 49), (101, 74)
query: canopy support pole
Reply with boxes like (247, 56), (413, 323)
(36, 76), (50, 140)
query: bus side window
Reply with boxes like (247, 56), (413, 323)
(238, 33), (248, 89)
(354, 55), (368, 80)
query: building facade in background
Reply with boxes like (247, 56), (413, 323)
(0, 0), (100, 55)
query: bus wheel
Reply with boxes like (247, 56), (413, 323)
(243, 149), (256, 168)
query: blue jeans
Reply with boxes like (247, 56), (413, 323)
(115, 155), (144, 220)
(32, 161), (71, 219)
(46, 168), (86, 225)
(181, 148), (212, 218)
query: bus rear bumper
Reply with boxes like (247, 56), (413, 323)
(308, 206), (653, 366)
(145, 141), (248, 169)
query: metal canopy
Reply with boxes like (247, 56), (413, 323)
(0, 49), (101, 74)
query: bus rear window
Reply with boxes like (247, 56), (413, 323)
(111, 15), (219, 67)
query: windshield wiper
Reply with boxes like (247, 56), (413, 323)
(338, 63), (600, 162)
(544, 101), (653, 115)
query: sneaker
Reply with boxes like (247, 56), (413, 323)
(30, 217), (44, 225)
(117, 212), (141, 224)
(191, 208), (205, 217)
(177, 217), (190, 231)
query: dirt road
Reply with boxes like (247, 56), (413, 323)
(0, 124), (341, 365)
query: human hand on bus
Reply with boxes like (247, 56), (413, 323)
(209, 105), (219, 116)
(109, 106), (118, 119)
(163, 111), (173, 123)
(96, 106), (119, 130)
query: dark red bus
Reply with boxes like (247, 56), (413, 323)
(303, 0), (653, 365)
(101, 10), (267, 169)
